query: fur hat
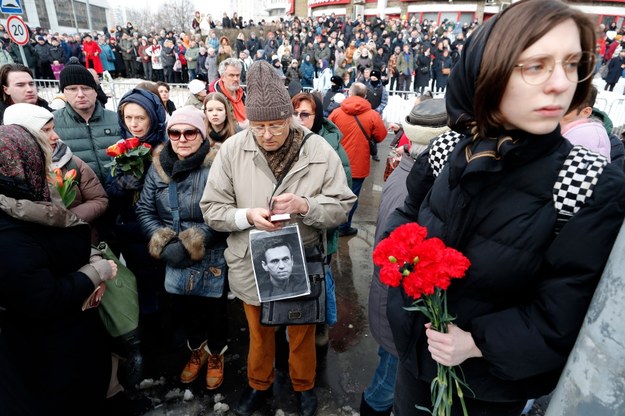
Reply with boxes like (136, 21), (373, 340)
(245, 60), (292, 121)
(59, 64), (98, 91)
(167, 106), (207, 139)
(330, 75), (343, 86)
(403, 98), (449, 147)
(3, 103), (54, 132)
(188, 79), (206, 95)
(406, 98), (446, 127)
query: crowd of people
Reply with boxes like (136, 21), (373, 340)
(1, 1), (625, 416)
(0, 9), (475, 94)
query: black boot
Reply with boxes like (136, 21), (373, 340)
(359, 393), (392, 416)
(296, 389), (318, 416)
(236, 385), (272, 416)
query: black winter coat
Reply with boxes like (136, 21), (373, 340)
(136, 141), (226, 250)
(386, 129), (625, 402)
(605, 55), (625, 84)
(0, 207), (110, 415)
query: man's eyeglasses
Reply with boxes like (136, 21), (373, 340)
(249, 120), (288, 136)
(513, 51), (594, 86)
(168, 128), (200, 141)
(293, 111), (312, 121)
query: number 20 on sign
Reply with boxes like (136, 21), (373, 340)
(7, 15), (29, 46)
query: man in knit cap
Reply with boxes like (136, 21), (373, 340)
(201, 60), (355, 416)
(361, 98), (452, 416)
(53, 64), (121, 183)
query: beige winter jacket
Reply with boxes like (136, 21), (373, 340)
(200, 127), (356, 305)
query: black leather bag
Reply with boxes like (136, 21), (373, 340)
(260, 247), (326, 326)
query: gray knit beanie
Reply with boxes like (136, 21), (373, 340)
(245, 60), (293, 121)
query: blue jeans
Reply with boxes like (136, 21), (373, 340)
(364, 346), (398, 412)
(340, 177), (364, 231)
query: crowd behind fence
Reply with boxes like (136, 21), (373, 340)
(34, 78), (625, 136)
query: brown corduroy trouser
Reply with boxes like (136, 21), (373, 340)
(243, 303), (316, 392)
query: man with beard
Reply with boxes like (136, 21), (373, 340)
(209, 57), (247, 128)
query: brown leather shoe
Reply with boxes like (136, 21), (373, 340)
(180, 340), (208, 383)
(205, 345), (228, 390)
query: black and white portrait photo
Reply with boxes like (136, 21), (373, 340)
(250, 225), (310, 302)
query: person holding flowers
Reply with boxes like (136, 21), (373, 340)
(136, 106), (229, 390)
(383, 1), (625, 415)
(105, 88), (167, 342)
(3, 103), (108, 242)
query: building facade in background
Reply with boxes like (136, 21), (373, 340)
(0, 0), (110, 34)
(299, 0), (625, 27)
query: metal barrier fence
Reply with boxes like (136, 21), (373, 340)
(35, 78), (624, 135)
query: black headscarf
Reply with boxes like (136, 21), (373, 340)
(310, 94), (324, 134)
(445, 16), (499, 135)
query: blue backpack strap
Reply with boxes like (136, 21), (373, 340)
(553, 145), (608, 234)
(427, 130), (465, 177)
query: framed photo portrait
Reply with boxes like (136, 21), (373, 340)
(250, 224), (311, 302)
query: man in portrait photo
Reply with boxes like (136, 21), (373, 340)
(255, 237), (309, 302)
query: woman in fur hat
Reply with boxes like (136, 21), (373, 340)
(136, 106), (229, 390)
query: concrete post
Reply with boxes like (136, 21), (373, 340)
(546, 220), (625, 415)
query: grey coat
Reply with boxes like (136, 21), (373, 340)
(368, 154), (415, 356)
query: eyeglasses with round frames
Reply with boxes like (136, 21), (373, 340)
(513, 51), (595, 86)
(249, 120), (289, 136)
(293, 111), (312, 121)
(168, 128), (200, 141)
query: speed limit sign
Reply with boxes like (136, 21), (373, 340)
(7, 15), (29, 46)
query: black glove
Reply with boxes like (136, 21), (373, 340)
(115, 174), (142, 191)
(160, 238), (194, 268)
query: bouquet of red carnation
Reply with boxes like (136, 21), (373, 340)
(373, 223), (471, 416)
(104, 137), (152, 178)
(49, 167), (78, 208)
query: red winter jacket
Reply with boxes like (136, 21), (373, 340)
(329, 95), (387, 178)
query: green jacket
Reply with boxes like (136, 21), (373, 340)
(53, 103), (122, 184)
(185, 46), (200, 70)
(318, 118), (353, 256)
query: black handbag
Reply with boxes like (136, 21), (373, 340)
(260, 246), (326, 326)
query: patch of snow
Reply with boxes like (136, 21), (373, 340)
(183, 389), (194, 401)
(214, 402), (230, 413)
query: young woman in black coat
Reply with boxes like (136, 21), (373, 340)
(384, 1), (625, 414)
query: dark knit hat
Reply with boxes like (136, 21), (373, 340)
(406, 98), (447, 127)
(59, 64), (98, 91)
(245, 60), (292, 121)
(370, 70), (381, 79)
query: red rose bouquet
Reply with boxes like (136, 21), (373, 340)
(373, 223), (472, 416)
(104, 137), (152, 178)
(49, 167), (78, 208)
